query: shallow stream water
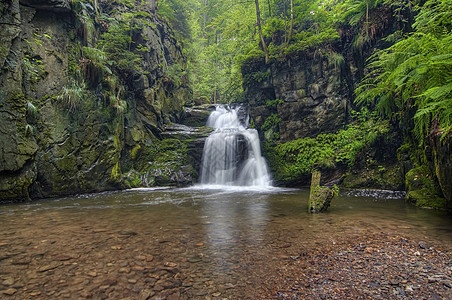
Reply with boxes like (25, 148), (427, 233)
(0, 187), (451, 299)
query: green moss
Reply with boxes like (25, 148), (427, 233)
(265, 109), (390, 185)
(0, 44), (8, 61)
(131, 144), (141, 160)
(407, 189), (447, 210)
(265, 99), (283, 108)
(308, 171), (338, 213)
(243, 69), (271, 85)
(342, 163), (404, 190)
(124, 170), (142, 188)
(405, 165), (446, 209)
(261, 113), (281, 132)
(56, 156), (77, 171)
(110, 161), (121, 182)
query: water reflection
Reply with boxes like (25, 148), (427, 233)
(0, 188), (451, 299)
(200, 191), (270, 271)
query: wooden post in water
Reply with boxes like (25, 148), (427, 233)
(309, 170), (336, 213)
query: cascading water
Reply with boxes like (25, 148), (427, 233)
(199, 105), (272, 187)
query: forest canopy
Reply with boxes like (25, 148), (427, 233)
(157, 0), (451, 145)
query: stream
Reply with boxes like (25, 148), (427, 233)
(0, 187), (451, 298)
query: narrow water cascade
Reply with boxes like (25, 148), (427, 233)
(199, 105), (272, 186)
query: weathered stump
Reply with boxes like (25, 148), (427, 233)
(309, 170), (337, 213)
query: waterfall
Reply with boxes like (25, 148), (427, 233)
(199, 105), (272, 187)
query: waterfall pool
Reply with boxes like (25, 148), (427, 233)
(0, 188), (451, 298)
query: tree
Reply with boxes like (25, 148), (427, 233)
(255, 0), (269, 63)
(285, 0), (293, 46)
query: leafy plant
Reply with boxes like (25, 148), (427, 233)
(328, 51), (345, 71)
(22, 54), (45, 82)
(262, 113), (281, 131)
(57, 80), (87, 112)
(26, 101), (38, 117)
(266, 109), (389, 182)
(80, 46), (112, 86)
(355, 0), (452, 144)
(98, 22), (142, 73)
(24, 124), (35, 136)
(265, 99), (284, 108)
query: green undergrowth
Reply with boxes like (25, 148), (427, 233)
(265, 108), (390, 184)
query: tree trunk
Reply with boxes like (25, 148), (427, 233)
(255, 0), (269, 63)
(267, 0), (271, 17)
(284, 0), (287, 43)
(203, 0), (208, 46)
(285, 0), (294, 46)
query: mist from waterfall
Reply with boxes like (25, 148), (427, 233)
(199, 105), (272, 187)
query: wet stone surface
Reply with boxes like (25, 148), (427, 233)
(0, 188), (451, 299)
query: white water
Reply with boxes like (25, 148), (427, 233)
(199, 105), (272, 187)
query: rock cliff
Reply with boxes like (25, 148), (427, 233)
(0, 0), (195, 202)
(241, 5), (452, 209)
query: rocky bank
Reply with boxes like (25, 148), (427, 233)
(0, 0), (208, 202)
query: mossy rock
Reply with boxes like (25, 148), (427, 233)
(405, 165), (446, 209)
(0, 163), (36, 202)
(342, 163), (404, 191)
(407, 189), (447, 210)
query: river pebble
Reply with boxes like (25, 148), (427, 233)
(0, 198), (451, 299)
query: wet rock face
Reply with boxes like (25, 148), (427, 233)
(0, 1), (190, 201)
(431, 135), (452, 207)
(19, 0), (71, 12)
(242, 54), (348, 142)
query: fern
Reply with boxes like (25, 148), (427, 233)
(57, 80), (86, 112)
(355, 0), (452, 144)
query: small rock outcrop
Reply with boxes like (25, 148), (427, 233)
(242, 53), (349, 143)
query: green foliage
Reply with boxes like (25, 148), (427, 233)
(328, 51), (345, 70)
(24, 124), (35, 136)
(283, 28), (340, 55)
(338, 0), (384, 26)
(243, 70), (271, 85)
(131, 144), (141, 160)
(110, 161), (122, 182)
(265, 98), (284, 108)
(262, 113), (281, 131)
(80, 46), (112, 86)
(158, 0), (191, 43)
(179, 0), (346, 101)
(112, 0), (134, 8)
(26, 101), (38, 117)
(266, 109), (389, 183)
(98, 22), (141, 73)
(22, 54), (45, 82)
(166, 63), (188, 87)
(355, 0), (452, 144)
(72, 0), (97, 45)
(57, 80), (86, 112)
